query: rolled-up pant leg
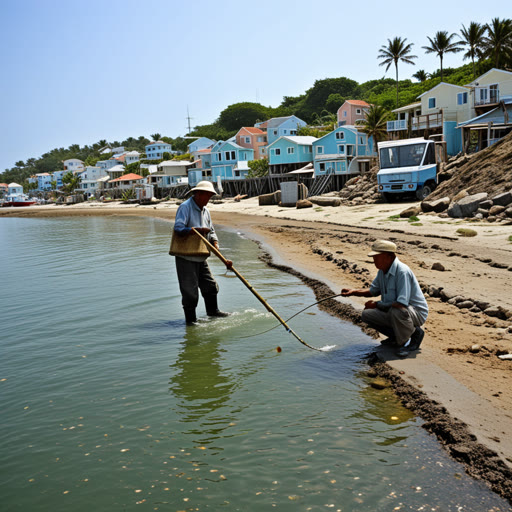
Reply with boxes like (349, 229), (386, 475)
(362, 306), (422, 346)
(175, 257), (219, 310)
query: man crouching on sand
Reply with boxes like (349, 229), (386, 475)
(341, 240), (428, 358)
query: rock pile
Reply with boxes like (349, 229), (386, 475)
(420, 131), (512, 220)
(338, 167), (381, 204)
(423, 285), (512, 321)
(421, 189), (512, 221)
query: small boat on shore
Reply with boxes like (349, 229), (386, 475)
(2, 182), (36, 207)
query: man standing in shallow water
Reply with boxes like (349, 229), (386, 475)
(173, 181), (232, 324)
(341, 240), (428, 358)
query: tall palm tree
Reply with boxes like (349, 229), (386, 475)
(413, 69), (429, 82)
(150, 133), (162, 141)
(422, 31), (463, 81)
(460, 22), (486, 78)
(356, 104), (392, 156)
(483, 18), (512, 68)
(377, 37), (417, 109)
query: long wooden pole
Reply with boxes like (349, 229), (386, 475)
(191, 228), (321, 351)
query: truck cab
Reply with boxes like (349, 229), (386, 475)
(377, 138), (438, 201)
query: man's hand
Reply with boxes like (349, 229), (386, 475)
(341, 288), (353, 296)
(225, 259), (233, 270)
(194, 227), (210, 236)
(364, 300), (378, 310)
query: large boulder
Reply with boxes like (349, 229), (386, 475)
(447, 192), (488, 218)
(489, 205), (506, 216)
(491, 190), (512, 207)
(296, 199), (313, 209)
(400, 206), (421, 218)
(258, 190), (281, 206)
(308, 196), (342, 207)
(421, 196), (450, 213)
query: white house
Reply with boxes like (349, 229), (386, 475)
(63, 159), (85, 173)
(149, 160), (193, 186)
(78, 166), (109, 198)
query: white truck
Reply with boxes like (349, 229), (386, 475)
(377, 138), (439, 201)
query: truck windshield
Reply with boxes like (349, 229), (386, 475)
(380, 143), (426, 169)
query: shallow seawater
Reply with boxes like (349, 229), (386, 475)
(1, 216), (510, 511)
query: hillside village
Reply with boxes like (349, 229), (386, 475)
(1, 67), (512, 208)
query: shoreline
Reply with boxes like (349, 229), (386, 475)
(2, 200), (512, 503)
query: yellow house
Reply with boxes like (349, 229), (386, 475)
(418, 82), (473, 126)
(465, 68), (512, 114)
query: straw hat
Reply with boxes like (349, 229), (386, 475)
(188, 181), (217, 196)
(367, 240), (397, 257)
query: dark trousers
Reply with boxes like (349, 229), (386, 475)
(362, 306), (423, 346)
(175, 256), (219, 310)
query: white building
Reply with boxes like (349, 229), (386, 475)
(63, 159), (85, 173)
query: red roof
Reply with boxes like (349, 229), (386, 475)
(346, 100), (370, 107)
(110, 173), (144, 182)
(197, 148), (212, 153)
(240, 127), (264, 134)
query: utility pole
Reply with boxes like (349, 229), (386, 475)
(186, 106), (193, 134)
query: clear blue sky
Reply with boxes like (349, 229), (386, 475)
(1, 0), (510, 172)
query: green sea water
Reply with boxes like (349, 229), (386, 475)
(1, 216), (510, 511)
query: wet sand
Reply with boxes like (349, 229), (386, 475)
(3, 199), (512, 502)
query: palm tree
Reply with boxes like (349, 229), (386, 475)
(413, 69), (429, 82)
(483, 18), (512, 68)
(460, 22), (486, 78)
(356, 104), (392, 156)
(377, 37), (417, 109)
(422, 31), (463, 82)
(150, 133), (162, 141)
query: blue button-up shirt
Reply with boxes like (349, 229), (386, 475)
(174, 196), (218, 262)
(370, 257), (429, 323)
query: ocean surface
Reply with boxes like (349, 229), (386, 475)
(1, 215), (510, 511)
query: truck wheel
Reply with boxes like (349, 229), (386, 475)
(416, 184), (433, 200)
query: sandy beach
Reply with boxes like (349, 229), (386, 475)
(3, 198), (512, 502)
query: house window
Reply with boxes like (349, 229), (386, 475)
(347, 145), (354, 156)
(273, 130), (278, 136)
(428, 97), (436, 109)
(356, 109), (361, 114)
(245, 137), (250, 143)
(274, 148), (281, 156)
(257, 136), (264, 142)
(335, 131), (345, 140)
(359, 136), (365, 144)
(287, 147), (294, 154)
(457, 92), (468, 105)
(316, 146), (324, 154)
(319, 163), (325, 172)
(231, 151), (236, 160)
(283, 130), (287, 134)
(338, 145), (345, 154)
(343, 111), (347, 117)
(290, 130), (297, 135)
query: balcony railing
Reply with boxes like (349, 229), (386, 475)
(387, 119), (407, 131)
(474, 86), (499, 107)
(387, 113), (443, 132)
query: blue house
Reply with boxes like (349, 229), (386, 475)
(210, 141), (254, 181)
(267, 136), (317, 176)
(188, 148), (213, 186)
(258, 115), (307, 145)
(145, 141), (174, 160)
(312, 126), (374, 176)
(187, 137), (216, 155)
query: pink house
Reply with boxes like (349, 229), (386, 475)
(235, 127), (268, 160)
(337, 100), (371, 126)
